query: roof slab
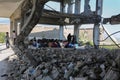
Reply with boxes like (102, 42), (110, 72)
(0, 0), (103, 25)
(0, 0), (61, 18)
(0, 0), (23, 18)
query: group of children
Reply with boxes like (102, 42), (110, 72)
(28, 38), (61, 48)
(28, 36), (79, 49)
(5, 32), (78, 49)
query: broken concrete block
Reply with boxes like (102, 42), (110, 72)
(42, 76), (53, 80)
(75, 77), (88, 80)
(51, 66), (59, 79)
(36, 75), (43, 80)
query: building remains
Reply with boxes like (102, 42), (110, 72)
(0, 0), (120, 80)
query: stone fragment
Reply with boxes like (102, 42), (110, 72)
(36, 75), (43, 80)
(42, 76), (53, 80)
(43, 69), (49, 75)
(68, 62), (74, 69)
(51, 66), (59, 79)
(75, 77), (88, 80)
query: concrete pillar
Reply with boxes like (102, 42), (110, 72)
(93, 0), (103, 49)
(84, 0), (90, 13)
(75, 0), (81, 14)
(74, 25), (80, 42)
(13, 19), (18, 35)
(96, 0), (103, 16)
(74, 0), (81, 43)
(59, 1), (66, 40)
(93, 24), (100, 48)
(59, 25), (64, 40)
(67, 0), (74, 14)
(84, 0), (93, 16)
(13, 19), (21, 35)
(60, 1), (66, 13)
(15, 18), (21, 35)
(17, 23), (21, 35)
(10, 20), (13, 38)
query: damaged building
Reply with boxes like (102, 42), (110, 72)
(0, 0), (120, 80)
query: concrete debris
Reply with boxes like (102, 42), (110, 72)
(75, 77), (88, 80)
(7, 48), (120, 80)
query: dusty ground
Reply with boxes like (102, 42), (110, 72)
(0, 44), (14, 80)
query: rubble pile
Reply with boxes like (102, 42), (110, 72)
(7, 48), (120, 80)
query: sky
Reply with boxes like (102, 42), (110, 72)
(0, 0), (120, 38)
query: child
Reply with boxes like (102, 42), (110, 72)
(12, 30), (16, 45)
(5, 32), (10, 48)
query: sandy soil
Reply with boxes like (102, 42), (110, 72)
(0, 44), (14, 80)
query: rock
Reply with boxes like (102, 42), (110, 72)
(42, 76), (53, 80)
(51, 66), (59, 79)
(100, 64), (106, 78)
(51, 59), (57, 63)
(64, 69), (73, 79)
(28, 66), (35, 75)
(89, 70), (96, 79)
(68, 62), (74, 69)
(64, 69), (68, 79)
(69, 76), (74, 80)
(103, 70), (119, 80)
(75, 77), (88, 80)
(33, 68), (42, 77)
(43, 69), (49, 75)
(36, 75), (43, 80)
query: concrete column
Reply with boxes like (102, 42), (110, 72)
(93, 0), (103, 49)
(10, 20), (13, 38)
(96, 0), (103, 15)
(74, 0), (81, 43)
(60, 1), (66, 13)
(67, 0), (74, 14)
(84, 0), (93, 16)
(13, 19), (18, 35)
(93, 24), (100, 48)
(59, 25), (64, 40)
(17, 23), (21, 35)
(75, 0), (81, 14)
(59, 1), (65, 40)
(15, 18), (21, 35)
(84, 0), (90, 12)
(74, 25), (80, 42)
